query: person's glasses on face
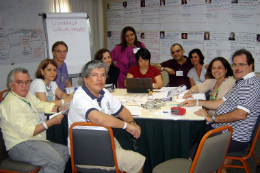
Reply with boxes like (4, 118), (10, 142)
(55, 50), (68, 54)
(14, 80), (30, 86)
(231, 63), (248, 68)
(211, 66), (225, 70)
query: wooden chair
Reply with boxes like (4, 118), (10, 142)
(69, 122), (125, 173)
(0, 128), (41, 173)
(0, 89), (10, 102)
(221, 116), (260, 173)
(152, 126), (233, 173)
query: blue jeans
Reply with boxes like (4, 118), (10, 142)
(8, 140), (69, 173)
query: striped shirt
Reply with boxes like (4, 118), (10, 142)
(212, 72), (260, 142)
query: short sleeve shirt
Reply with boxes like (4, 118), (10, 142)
(187, 66), (207, 85)
(128, 64), (161, 83)
(68, 84), (124, 127)
(212, 72), (260, 142)
(29, 79), (58, 101)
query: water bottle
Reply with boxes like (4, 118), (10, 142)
(147, 91), (153, 111)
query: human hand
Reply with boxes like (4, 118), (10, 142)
(48, 114), (64, 126)
(165, 67), (175, 75)
(126, 123), (141, 139)
(59, 105), (68, 112)
(179, 100), (196, 107)
(194, 109), (212, 122)
(183, 91), (194, 99)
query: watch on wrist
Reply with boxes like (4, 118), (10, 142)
(212, 116), (216, 123)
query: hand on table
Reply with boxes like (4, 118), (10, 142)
(183, 91), (194, 99)
(194, 109), (212, 122)
(179, 100), (196, 107)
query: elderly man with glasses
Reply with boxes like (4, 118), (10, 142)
(0, 67), (69, 173)
(180, 49), (260, 173)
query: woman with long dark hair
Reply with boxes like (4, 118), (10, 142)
(110, 26), (145, 88)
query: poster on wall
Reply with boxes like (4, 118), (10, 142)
(106, 0), (260, 71)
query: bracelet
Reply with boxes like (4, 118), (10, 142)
(61, 99), (65, 105)
(190, 89), (195, 94)
(57, 106), (60, 112)
(122, 122), (127, 129)
(43, 122), (48, 130)
(161, 67), (164, 71)
(196, 99), (199, 106)
(129, 121), (136, 124)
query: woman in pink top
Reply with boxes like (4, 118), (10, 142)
(124, 48), (163, 89)
(110, 26), (145, 88)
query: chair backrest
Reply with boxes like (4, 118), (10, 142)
(250, 114), (260, 145)
(190, 126), (233, 173)
(0, 89), (10, 102)
(69, 122), (120, 173)
(0, 128), (8, 163)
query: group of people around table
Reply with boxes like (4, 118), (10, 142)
(0, 25), (260, 173)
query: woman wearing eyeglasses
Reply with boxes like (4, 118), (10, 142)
(52, 41), (72, 92)
(183, 57), (235, 116)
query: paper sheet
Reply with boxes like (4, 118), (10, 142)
(125, 106), (142, 116)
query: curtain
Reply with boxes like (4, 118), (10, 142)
(67, 0), (102, 56)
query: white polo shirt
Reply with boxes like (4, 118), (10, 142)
(68, 84), (124, 129)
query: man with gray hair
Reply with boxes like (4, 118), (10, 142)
(68, 60), (145, 173)
(0, 67), (69, 173)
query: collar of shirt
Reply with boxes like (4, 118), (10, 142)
(82, 83), (105, 100)
(235, 72), (255, 85)
(242, 72), (255, 80)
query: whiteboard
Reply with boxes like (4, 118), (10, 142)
(43, 13), (93, 74)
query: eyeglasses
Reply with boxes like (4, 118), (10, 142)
(211, 67), (225, 70)
(55, 50), (68, 54)
(14, 80), (30, 86)
(232, 63), (248, 68)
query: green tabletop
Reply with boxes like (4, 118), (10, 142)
(113, 118), (205, 173)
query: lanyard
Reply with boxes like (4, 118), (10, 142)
(10, 91), (31, 108)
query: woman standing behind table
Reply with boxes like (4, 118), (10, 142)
(187, 49), (207, 87)
(124, 48), (163, 89)
(94, 48), (120, 87)
(110, 26), (145, 88)
(183, 57), (235, 116)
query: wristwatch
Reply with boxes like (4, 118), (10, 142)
(212, 116), (216, 123)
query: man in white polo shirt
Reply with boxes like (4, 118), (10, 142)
(68, 60), (145, 173)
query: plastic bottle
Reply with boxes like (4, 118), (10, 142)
(147, 91), (153, 111)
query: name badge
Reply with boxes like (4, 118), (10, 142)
(133, 48), (140, 54)
(176, 71), (183, 76)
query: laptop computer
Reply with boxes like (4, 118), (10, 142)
(126, 78), (153, 93)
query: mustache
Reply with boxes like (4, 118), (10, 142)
(235, 69), (240, 73)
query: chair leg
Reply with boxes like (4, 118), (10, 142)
(252, 150), (260, 167)
(242, 160), (250, 173)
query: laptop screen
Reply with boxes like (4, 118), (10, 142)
(126, 78), (153, 93)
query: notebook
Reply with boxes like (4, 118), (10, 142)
(126, 78), (153, 93)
